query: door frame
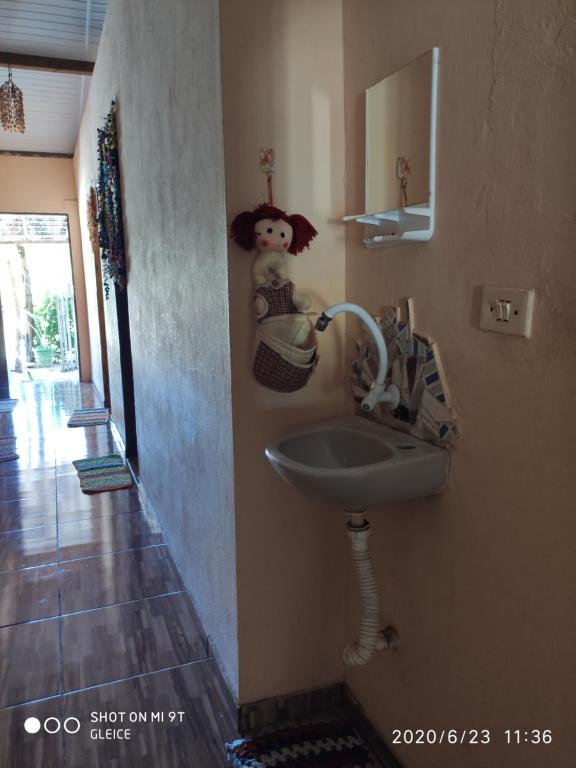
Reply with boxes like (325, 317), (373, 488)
(92, 238), (111, 407)
(114, 283), (138, 459)
(0, 211), (82, 386)
(0, 293), (9, 399)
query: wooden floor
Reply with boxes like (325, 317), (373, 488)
(0, 380), (237, 768)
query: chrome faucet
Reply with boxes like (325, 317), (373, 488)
(316, 303), (400, 413)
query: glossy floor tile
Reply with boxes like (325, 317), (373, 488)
(0, 526), (58, 572)
(55, 433), (119, 464)
(56, 471), (131, 497)
(0, 618), (61, 707)
(0, 696), (64, 768)
(0, 565), (59, 627)
(59, 510), (163, 561)
(0, 465), (55, 482)
(56, 487), (144, 524)
(62, 661), (236, 768)
(62, 593), (208, 692)
(0, 475), (56, 503)
(0, 454), (55, 472)
(60, 545), (182, 614)
(55, 473), (84, 495)
(0, 496), (57, 533)
(0, 379), (237, 767)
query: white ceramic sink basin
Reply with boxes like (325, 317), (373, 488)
(265, 416), (449, 510)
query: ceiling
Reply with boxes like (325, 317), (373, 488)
(0, 0), (108, 155)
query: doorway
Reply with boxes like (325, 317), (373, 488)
(0, 213), (79, 390)
(115, 284), (138, 460)
(92, 233), (111, 408)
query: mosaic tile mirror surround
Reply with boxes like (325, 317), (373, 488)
(351, 301), (458, 446)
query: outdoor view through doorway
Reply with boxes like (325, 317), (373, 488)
(0, 213), (79, 389)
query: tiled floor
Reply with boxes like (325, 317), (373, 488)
(0, 380), (237, 767)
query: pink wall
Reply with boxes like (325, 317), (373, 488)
(221, 0), (350, 703)
(342, 1), (576, 766)
(0, 155), (91, 382)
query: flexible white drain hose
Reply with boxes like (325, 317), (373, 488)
(343, 513), (386, 666)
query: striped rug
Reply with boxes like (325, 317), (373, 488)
(0, 436), (18, 462)
(73, 454), (124, 471)
(80, 467), (133, 494)
(225, 717), (376, 767)
(67, 407), (110, 427)
(73, 454), (133, 494)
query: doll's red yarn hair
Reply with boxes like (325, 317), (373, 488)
(230, 203), (318, 255)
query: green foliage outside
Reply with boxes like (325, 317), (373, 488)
(28, 296), (76, 363)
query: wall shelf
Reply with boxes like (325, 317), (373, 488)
(343, 202), (433, 247)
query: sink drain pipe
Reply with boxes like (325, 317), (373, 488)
(343, 511), (396, 666)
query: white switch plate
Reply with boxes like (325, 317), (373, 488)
(480, 286), (535, 337)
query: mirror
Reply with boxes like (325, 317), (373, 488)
(343, 47), (438, 245)
(365, 49), (436, 215)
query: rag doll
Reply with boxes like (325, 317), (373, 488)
(230, 203), (319, 392)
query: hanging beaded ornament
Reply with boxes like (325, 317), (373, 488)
(87, 186), (99, 257)
(97, 101), (127, 297)
(0, 66), (25, 133)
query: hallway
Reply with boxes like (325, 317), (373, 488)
(0, 380), (237, 767)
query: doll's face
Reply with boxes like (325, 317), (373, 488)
(254, 218), (293, 252)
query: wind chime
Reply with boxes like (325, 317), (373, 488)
(0, 65), (25, 133)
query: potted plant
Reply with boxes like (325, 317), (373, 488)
(27, 298), (59, 367)
(34, 344), (55, 368)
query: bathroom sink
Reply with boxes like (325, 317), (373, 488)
(265, 416), (449, 510)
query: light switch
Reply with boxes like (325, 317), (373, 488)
(479, 287), (535, 337)
(494, 299), (511, 322)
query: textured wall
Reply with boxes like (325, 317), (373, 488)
(73, 156), (104, 402)
(74, 0), (238, 694)
(342, 1), (576, 766)
(0, 155), (91, 382)
(221, 0), (350, 704)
